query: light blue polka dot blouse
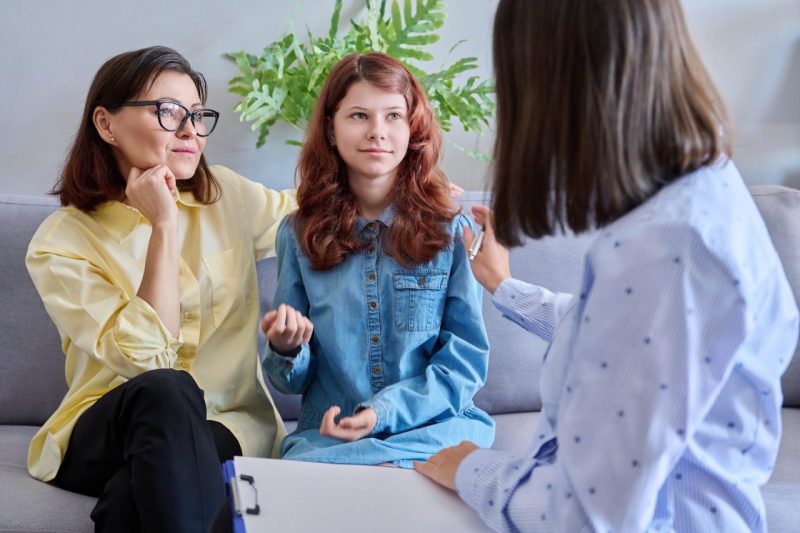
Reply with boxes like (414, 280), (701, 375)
(455, 161), (799, 532)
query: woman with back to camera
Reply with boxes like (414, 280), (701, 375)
(415, 1), (799, 531)
(26, 46), (295, 532)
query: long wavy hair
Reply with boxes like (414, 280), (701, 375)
(295, 52), (454, 270)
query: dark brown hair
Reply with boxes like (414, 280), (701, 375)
(295, 52), (454, 270)
(491, 0), (731, 245)
(54, 46), (220, 212)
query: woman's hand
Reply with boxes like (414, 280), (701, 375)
(463, 205), (511, 294)
(125, 165), (178, 227)
(448, 182), (464, 199)
(262, 303), (314, 356)
(319, 406), (377, 441)
(414, 441), (479, 491)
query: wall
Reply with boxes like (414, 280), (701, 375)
(0, 0), (797, 195)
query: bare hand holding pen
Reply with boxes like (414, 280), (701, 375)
(462, 205), (511, 294)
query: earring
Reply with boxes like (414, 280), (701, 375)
(109, 136), (116, 143)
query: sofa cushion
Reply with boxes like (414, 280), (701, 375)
(750, 186), (800, 407)
(0, 425), (94, 532)
(0, 196), (66, 426)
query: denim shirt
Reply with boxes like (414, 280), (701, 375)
(262, 206), (492, 452)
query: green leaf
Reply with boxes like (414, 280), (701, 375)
(329, 0), (343, 40)
(391, 1), (403, 37)
(226, 0), (495, 155)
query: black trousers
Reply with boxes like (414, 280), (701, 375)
(53, 369), (242, 533)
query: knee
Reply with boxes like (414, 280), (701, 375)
(128, 369), (204, 413)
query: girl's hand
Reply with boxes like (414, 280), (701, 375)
(319, 406), (377, 441)
(463, 205), (511, 294)
(413, 441), (479, 491)
(262, 304), (314, 356)
(125, 165), (178, 227)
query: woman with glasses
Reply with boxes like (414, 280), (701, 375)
(25, 46), (295, 533)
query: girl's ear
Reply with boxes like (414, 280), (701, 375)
(93, 107), (116, 145)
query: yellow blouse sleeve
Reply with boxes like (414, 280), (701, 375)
(224, 166), (297, 261)
(26, 244), (182, 379)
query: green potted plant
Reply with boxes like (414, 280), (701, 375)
(227, 0), (494, 161)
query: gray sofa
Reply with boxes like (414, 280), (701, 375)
(1, 188), (798, 532)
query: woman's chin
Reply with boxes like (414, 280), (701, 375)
(170, 162), (200, 181)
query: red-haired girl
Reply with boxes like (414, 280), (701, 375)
(261, 52), (495, 467)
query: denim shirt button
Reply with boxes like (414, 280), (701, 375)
(368, 272), (376, 281)
(417, 276), (426, 285)
(372, 366), (381, 375)
(371, 335), (380, 344)
(369, 301), (377, 310)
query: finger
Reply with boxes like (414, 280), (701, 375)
(261, 310), (277, 334)
(462, 223), (474, 251)
(338, 415), (368, 430)
(290, 309), (305, 345)
(272, 304), (287, 335)
(472, 206), (497, 238)
(162, 167), (177, 193)
(413, 460), (435, 479)
(127, 166), (145, 182)
(448, 182), (464, 199)
(470, 205), (490, 225)
(283, 306), (298, 340)
(320, 406), (341, 436)
(301, 316), (314, 345)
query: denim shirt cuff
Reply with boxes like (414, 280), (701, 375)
(357, 399), (388, 435)
(263, 342), (311, 385)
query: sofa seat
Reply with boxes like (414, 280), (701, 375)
(0, 426), (94, 533)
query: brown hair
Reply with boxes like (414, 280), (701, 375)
(491, 0), (731, 245)
(295, 52), (454, 270)
(54, 46), (220, 212)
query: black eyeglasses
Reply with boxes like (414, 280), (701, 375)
(113, 99), (220, 137)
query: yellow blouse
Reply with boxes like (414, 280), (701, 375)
(25, 165), (296, 482)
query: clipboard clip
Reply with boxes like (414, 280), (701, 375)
(231, 473), (261, 516)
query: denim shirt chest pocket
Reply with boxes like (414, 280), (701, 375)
(393, 268), (448, 331)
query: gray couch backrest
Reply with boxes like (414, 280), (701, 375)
(0, 196), (67, 424)
(3, 187), (799, 427)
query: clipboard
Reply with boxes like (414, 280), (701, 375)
(222, 456), (492, 532)
(221, 460), (249, 533)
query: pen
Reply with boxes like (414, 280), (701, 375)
(468, 229), (485, 261)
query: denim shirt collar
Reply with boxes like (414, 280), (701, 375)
(356, 203), (397, 234)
